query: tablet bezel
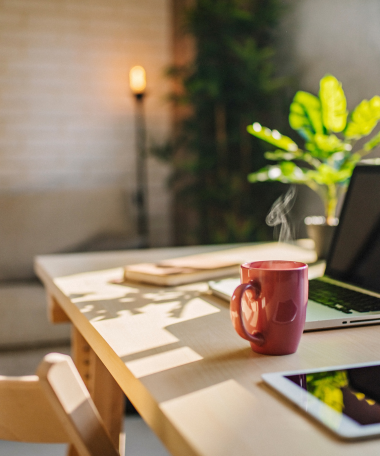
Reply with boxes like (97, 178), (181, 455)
(262, 360), (380, 440)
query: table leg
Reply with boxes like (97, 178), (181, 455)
(66, 327), (125, 455)
(72, 326), (125, 440)
(46, 295), (125, 454)
(47, 294), (70, 323)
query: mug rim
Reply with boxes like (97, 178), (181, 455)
(241, 260), (308, 271)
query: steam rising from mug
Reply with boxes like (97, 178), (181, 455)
(266, 185), (297, 242)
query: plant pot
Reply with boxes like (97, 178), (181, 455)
(305, 220), (337, 260)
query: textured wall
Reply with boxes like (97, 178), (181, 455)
(0, 0), (172, 246)
(279, 0), (380, 116)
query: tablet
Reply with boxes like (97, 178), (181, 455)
(262, 361), (380, 440)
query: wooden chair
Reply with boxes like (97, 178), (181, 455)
(0, 352), (125, 456)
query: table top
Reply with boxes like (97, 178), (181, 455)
(35, 243), (380, 456)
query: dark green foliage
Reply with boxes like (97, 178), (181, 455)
(154, 0), (287, 244)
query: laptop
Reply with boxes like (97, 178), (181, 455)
(209, 163), (380, 331)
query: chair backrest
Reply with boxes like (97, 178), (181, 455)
(0, 353), (121, 456)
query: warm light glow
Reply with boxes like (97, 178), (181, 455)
(129, 66), (146, 94)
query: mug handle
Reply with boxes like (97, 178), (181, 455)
(230, 283), (265, 347)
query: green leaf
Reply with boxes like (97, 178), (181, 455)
(289, 91), (324, 138)
(305, 133), (348, 158)
(364, 130), (380, 152)
(313, 134), (344, 152)
(306, 164), (352, 185)
(264, 150), (296, 161)
(248, 162), (340, 197)
(344, 96), (380, 139)
(319, 75), (347, 132)
(247, 123), (299, 152)
(248, 162), (307, 185)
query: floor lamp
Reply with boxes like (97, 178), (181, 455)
(129, 65), (149, 248)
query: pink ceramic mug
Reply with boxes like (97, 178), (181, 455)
(230, 260), (308, 355)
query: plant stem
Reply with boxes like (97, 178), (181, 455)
(354, 147), (369, 158)
(297, 151), (322, 169)
(326, 184), (337, 225)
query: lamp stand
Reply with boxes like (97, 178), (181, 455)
(133, 92), (149, 248)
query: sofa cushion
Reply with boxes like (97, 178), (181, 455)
(0, 282), (71, 348)
(0, 187), (133, 280)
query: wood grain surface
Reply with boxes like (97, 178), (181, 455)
(35, 243), (380, 456)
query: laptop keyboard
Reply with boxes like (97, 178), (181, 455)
(309, 279), (380, 314)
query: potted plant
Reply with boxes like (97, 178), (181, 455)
(246, 74), (380, 257)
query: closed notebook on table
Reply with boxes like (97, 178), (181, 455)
(123, 242), (317, 286)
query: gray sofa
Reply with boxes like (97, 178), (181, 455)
(0, 187), (135, 349)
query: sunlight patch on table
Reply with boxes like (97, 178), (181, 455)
(92, 316), (179, 357)
(136, 297), (220, 322)
(92, 297), (220, 357)
(176, 283), (210, 292)
(179, 297), (220, 320)
(161, 380), (258, 456)
(125, 347), (203, 378)
(80, 304), (94, 313)
(119, 297), (137, 303)
(143, 290), (188, 301)
(55, 268), (139, 302)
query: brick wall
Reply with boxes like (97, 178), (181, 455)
(0, 0), (172, 246)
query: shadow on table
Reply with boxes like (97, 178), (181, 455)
(60, 274), (266, 403)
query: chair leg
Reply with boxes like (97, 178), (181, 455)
(70, 326), (125, 453)
(67, 443), (80, 456)
(119, 432), (126, 456)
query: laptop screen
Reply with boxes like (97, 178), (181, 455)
(326, 164), (380, 293)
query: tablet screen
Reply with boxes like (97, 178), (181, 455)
(286, 365), (380, 426)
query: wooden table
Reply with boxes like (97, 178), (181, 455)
(35, 244), (380, 456)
